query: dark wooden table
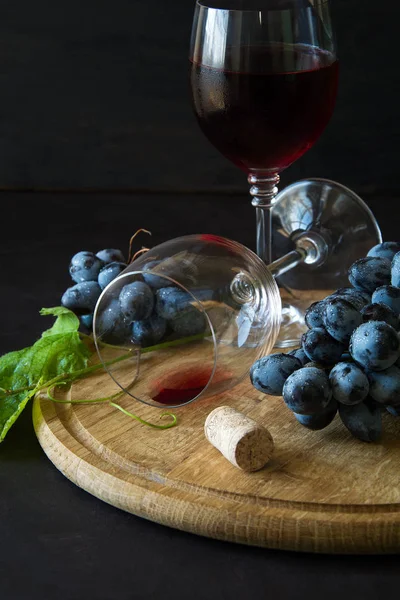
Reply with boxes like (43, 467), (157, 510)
(1, 190), (399, 600)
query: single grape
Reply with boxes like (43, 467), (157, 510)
(61, 281), (102, 315)
(288, 347), (308, 366)
(338, 397), (382, 442)
(98, 262), (127, 290)
(372, 285), (400, 315)
(250, 353), (302, 396)
(304, 300), (327, 329)
(169, 309), (206, 337)
(96, 248), (125, 264)
(80, 313), (93, 331)
(69, 251), (104, 284)
(156, 286), (207, 336)
(131, 314), (167, 347)
(294, 397), (337, 430)
(156, 287), (194, 320)
(302, 327), (346, 366)
(331, 287), (371, 309)
(367, 242), (400, 262)
(323, 297), (363, 344)
(329, 362), (369, 405)
(119, 281), (154, 320)
(142, 260), (169, 290)
(282, 367), (332, 415)
(349, 321), (400, 371)
(392, 251), (400, 287)
(361, 302), (399, 330)
(95, 298), (131, 344)
(368, 365), (400, 407)
(348, 257), (391, 294)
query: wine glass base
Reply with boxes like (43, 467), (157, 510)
(274, 301), (306, 348)
(271, 178), (382, 292)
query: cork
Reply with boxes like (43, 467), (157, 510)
(204, 406), (274, 472)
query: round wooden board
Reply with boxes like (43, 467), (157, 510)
(32, 354), (400, 555)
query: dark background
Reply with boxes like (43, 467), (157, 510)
(0, 0), (398, 193)
(2, 1), (400, 599)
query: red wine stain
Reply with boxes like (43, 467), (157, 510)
(151, 367), (232, 406)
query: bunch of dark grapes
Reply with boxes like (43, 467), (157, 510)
(250, 242), (400, 442)
(61, 249), (206, 347)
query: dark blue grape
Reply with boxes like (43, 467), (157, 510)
(142, 260), (169, 290)
(282, 367), (332, 415)
(80, 313), (93, 331)
(322, 297), (363, 344)
(96, 248), (125, 264)
(368, 366), (400, 407)
(250, 353), (302, 396)
(156, 287), (193, 319)
(361, 302), (399, 330)
(372, 285), (400, 315)
(329, 362), (369, 405)
(95, 298), (131, 344)
(131, 314), (167, 347)
(392, 251), (400, 287)
(349, 321), (400, 371)
(348, 257), (391, 294)
(155, 286), (206, 336)
(288, 347), (308, 366)
(69, 251), (104, 284)
(169, 309), (206, 337)
(302, 327), (346, 366)
(331, 287), (371, 309)
(98, 262), (127, 290)
(339, 397), (382, 442)
(305, 300), (327, 329)
(61, 281), (102, 315)
(119, 281), (154, 320)
(367, 242), (400, 262)
(294, 397), (337, 430)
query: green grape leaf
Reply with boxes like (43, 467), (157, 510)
(0, 307), (91, 442)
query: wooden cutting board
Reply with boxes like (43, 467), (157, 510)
(33, 346), (400, 554)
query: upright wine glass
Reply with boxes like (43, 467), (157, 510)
(189, 0), (338, 342)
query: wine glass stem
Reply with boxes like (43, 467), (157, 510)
(248, 172), (280, 264)
(255, 206), (272, 265)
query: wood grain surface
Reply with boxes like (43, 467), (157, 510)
(33, 338), (400, 555)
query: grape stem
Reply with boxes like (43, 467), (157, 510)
(46, 381), (177, 430)
(127, 228), (152, 263)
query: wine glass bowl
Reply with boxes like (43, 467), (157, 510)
(190, 2), (338, 175)
(93, 234), (281, 408)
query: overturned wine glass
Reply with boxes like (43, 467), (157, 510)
(93, 234), (282, 409)
(93, 179), (381, 407)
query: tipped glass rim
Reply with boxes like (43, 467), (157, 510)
(93, 270), (218, 409)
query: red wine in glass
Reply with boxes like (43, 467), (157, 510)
(190, 44), (338, 174)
